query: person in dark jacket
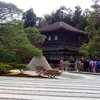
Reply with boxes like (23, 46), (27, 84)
(83, 59), (89, 72)
(69, 56), (75, 68)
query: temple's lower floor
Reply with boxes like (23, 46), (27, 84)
(43, 51), (82, 64)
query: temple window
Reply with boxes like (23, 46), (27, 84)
(54, 35), (58, 40)
(48, 36), (51, 41)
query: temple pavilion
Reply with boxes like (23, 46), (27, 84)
(38, 21), (85, 64)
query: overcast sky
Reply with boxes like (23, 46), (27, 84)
(2, 0), (94, 17)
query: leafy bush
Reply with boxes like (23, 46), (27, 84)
(0, 62), (12, 74)
(16, 64), (30, 74)
(44, 70), (61, 78)
(8, 62), (17, 69)
(35, 66), (46, 76)
(35, 66), (61, 78)
(0, 66), (6, 74)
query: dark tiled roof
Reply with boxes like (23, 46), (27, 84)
(38, 21), (85, 34)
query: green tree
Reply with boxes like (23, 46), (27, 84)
(86, 1), (100, 39)
(0, 62), (12, 74)
(80, 36), (100, 58)
(72, 6), (82, 27)
(0, 1), (22, 22)
(16, 64), (30, 74)
(75, 9), (89, 31)
(24, 27), (46, 46)
(80, 0), (100, 58)
(37, 6), (73, 28)
(22, 8), (36, 28)
(0, 20), (43, 63)
(36, 5), (88, 31)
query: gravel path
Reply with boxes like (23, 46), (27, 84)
(0, 71), (100, 100)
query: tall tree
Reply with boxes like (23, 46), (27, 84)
(0, 20), (43, 63)
(75, 8), (89, 31)
(80, 0), (100, 58)
(71, 5), (82, 27)
(0, 1), (22, 22)
(0, 1), (43, 63)
(36, 5), (88, 31)
(37, 6), (73, 28)
(22, 8), (36, 28)
(85, 0), (100, 39)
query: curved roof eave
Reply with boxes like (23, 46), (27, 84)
(39, 27), (85, 34)
(38, 21), (85, 34)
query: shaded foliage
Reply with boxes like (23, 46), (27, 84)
(22, 8), (36, 28)
(36, 6), (88, 31)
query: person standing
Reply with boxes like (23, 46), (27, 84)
(97, 59), (100, 73)
(69, 56), (75, 69)
(92, 59), (97, 72)
(59, 58), (64, 71)
(89, 58), (96, 72)
(83, 59), (89, 72)
(77, 60), (84, 72)
(89, 58), (93, 72)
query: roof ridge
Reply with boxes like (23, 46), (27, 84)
(38, 21), (85, 34)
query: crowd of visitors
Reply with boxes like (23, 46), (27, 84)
(59, 56), (100, 73)
(76, 58), (100, 73)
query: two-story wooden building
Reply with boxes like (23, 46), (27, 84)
(38, 21), (85, 64)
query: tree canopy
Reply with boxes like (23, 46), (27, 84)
(1, 0), (100, 61)
(0, 20), (43, 63)
(22, 8), (36, 28)
(80, 0), (100, 58)
(0, 1), (22, 22)
(24, 27), (46, 46)
(0, 1), (45, 63)
(36, 6), (89, 31)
